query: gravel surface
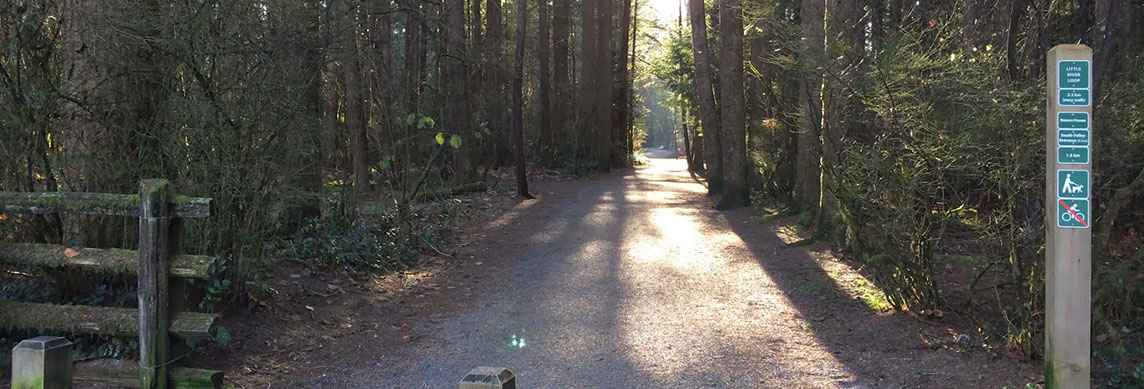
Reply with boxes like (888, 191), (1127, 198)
(269, 150), (1037, 388)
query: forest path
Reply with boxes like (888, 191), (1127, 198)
(288, 149), (1036, 387)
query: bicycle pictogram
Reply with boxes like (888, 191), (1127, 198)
(1061, 205), (1085, 223)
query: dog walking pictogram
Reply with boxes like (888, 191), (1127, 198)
(1061, 173), (1084, 195)
(1057, 170), (1090, 200)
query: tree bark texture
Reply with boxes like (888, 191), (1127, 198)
(513, 0), (532, 197)
(717, 0), (747, 209)
(796, 0), (824, 212)
(552, 0), (571, 153)
(688, 0), (723, 194)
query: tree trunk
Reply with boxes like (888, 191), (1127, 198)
(580, 0), (599, 158)
(402, 0), (425, 113)
(594, 0), (614, 172)
(552, 0), (571, 154)
(688, 0), (723, 194)
(796, 0), (824, 212)
(472, 0), (483, 46)
(962, 0), (985, 49)
(1093, 0), (1125, 106)
(869, 0), (885, 50)
(1006, 0), (1026, 80)
(613, 0), (634, 163)
(538, 0), (553, 164)
(513, 0), (532, 197)
(368, 0), (395, 170)
(486, 0), (506, 166)
(678, 3), (703, 172)
(682, 108), (695, 170)
(818, 0), (859, 226)
(469, 0), (484, 174)
(717, 0), (746, 209)
(746, 32), (766, 195)
(59, 0), (104, 244)
(686, 106), (704, 168)
(446, 0), (474, 181)
(322, 2), (344, 176)
(341, 0), (371, 192)
(628, 0), (640, 155)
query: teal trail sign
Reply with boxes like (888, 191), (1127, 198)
(1058, 130), (1089, 146)
(1058, 61), (1090, 89)
(1057, 198), (1090, 229)
(1058, 147), (1090, 164)
(1057, 112), (1088, 129)
(1059, 89), (1090, 106)
(1057, 169), (1089, 199)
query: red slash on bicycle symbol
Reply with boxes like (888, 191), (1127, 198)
(1059, 199), (1088, 227)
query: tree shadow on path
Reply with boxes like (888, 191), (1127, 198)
(718, 193), (1039, 387)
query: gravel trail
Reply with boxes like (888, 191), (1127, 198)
(292, 149), (1036, 388)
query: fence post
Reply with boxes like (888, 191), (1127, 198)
(459, 367), (515, 389)
(139, 179), (172, 389)
(11, 336), (72, 389)
(168, 202), (190, 367)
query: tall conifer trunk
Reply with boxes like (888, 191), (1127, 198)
(580, 0), (599, 157)
(486, 0), (506, 165)
(688, 0), (722, 193)
(613, 0), (633, 163)
(593, 0), (614, 172)
(513, 0), (533, 197)
(538, 0), (553, 163)
(717, 0), (746, 208)
(446, 0), (473, 180)
(552, 0), (571, 154)
(796, 0), (824, 212)
(340, 0), (370, 191)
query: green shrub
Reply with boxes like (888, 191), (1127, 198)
(275, 215), (418, 272)
(558, 155), (599, 177)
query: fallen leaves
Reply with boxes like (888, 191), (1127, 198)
(64, 247), (80, 258)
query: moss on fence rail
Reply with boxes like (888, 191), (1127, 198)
(0, 301), (218, 339)
(0, 243), (213, 279)
(0, 192), (212, 218)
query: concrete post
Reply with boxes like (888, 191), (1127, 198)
(11, 336), (72, 389)
(459, 367), (515, 389)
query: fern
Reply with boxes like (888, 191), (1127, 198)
(1095, 349), (1120, 370)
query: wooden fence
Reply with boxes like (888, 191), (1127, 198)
(1, 179), (223, 388)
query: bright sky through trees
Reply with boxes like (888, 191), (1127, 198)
(649, 0), (681, 25)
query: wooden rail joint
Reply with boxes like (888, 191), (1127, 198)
(2, 179), (222, 389)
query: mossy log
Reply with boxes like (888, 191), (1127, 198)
(75, 359), (223, 388)
(0, 243), (212, 279)
(0, 302), (219, 340)
(0, 191), (212, 218)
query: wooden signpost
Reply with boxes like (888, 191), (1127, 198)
(1045, 44), (1092, 388)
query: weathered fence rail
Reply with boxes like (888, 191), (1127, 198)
(0, 191), (212, 218)
(0, 243), (213, 279)
(1, 180), (223, 389)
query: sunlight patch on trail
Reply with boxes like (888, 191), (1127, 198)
(479, 197), (540, 231)
(624, 207), (709, 271)
(604, 152), (862, 384)
(529, 217), (569, 244)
